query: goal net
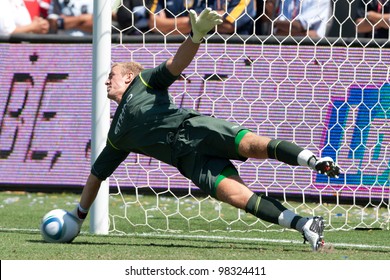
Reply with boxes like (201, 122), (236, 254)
(105, 0), (389, 234)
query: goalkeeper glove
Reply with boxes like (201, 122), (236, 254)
(189, 8), (223, 43)
(314, 156), (340, 178)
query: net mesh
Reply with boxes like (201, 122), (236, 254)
(107, 0), (390, 233)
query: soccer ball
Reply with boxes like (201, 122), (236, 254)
(40, 209), (79, 243)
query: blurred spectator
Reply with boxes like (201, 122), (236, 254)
(255, 0), (275, 35)
(355, 0), (390, 38)
(115, 0), (152, 35)
(24, 0), (51, 19)
(47, 0), (93, 36)
(148, 0), (256, 35)
(0, 0), (49, 35)
(272, 0), (332, 38)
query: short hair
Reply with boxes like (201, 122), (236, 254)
(112, 62), (144, 76)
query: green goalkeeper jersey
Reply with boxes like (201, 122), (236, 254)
(91, 61), (200, 180)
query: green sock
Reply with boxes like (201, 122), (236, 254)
(267, 139), (303, 165)
(245, 194), (287, 224)
(245, 194), (307, 231)
(267, 139), (317, 168)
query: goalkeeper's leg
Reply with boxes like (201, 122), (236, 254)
(216, 174), (308, 233)
(216, 174), (324, 251)
(237, 131), (340, 178)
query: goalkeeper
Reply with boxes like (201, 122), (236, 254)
(70, 7), (340, 251)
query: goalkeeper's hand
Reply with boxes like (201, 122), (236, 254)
(189, 8), (223, 43)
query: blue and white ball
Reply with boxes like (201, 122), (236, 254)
(40, 209), (79, 243)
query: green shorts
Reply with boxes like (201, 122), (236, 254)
(172, 115), (249, 197)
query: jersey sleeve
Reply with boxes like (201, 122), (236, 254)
(91, 144), (130, 180)
(139, 60), (179, 90)
(0, 15), (16, 35)
(0, 2), (17, 35)
(298, 0), (330, 25)
(297, 0), (331, 37)
(149, 0), (163, 13)
(226, 0), (256, 23)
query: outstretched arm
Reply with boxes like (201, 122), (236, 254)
(69, 144), (129, 228)
(166, 8), (223, 76)
(78, 173), (103, 211)
(166, 37), (200, 76)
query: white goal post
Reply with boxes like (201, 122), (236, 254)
(90, 0), (112, 234)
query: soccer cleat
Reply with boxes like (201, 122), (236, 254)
(302, 216), (325, 251)
(315, 156), (340, 178)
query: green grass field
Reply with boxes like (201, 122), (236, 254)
(1, 191), (389, 260)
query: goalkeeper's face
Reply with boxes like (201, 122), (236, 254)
(105, 65), (133, 104)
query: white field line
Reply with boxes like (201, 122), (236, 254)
(126, 232), (390, 250)
(2, 227), (390, 251)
